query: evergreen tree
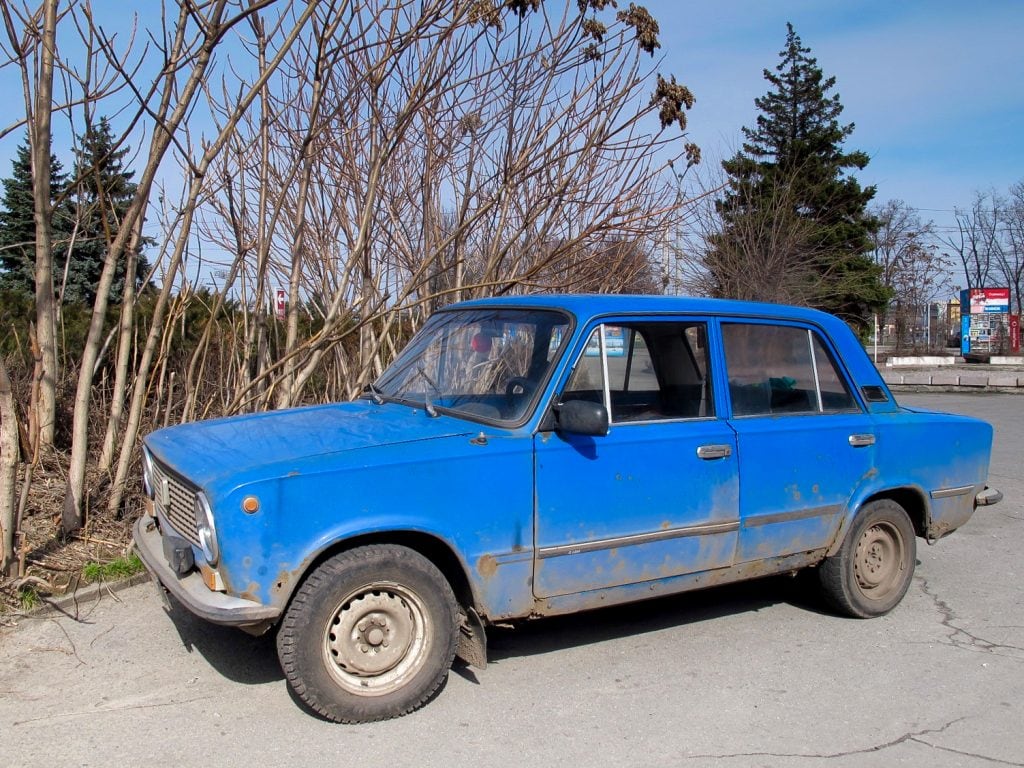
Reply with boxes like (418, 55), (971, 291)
(67, 116), (148, 304)
(709, 23), (889, 328)
(0, 140), (70, 297)
(0, 120), (147, 305)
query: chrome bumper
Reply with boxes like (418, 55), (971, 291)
(133, 516), (279, 627)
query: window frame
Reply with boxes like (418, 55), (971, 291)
(558, 318), (717, 426)
(373, 306), (573, 427)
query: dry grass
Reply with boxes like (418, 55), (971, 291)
(0, 447), (141, 613)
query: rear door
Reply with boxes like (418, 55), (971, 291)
(721, 321), (875, 562)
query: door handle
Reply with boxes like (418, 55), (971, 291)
(697, 444), (732, 460)
(848, 434), (875, 447)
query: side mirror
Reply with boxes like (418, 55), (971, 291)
(555, 399), (609, 437)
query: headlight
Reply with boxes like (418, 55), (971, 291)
(141, 447), (155, 499)
(194, 491), (219, 566)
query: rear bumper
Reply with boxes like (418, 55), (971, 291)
(975, 486), (1003, 507)
(133, 516), (279, 627)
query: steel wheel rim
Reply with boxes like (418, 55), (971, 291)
(853, 521), (906, 600)
(322, 582), (432, 697)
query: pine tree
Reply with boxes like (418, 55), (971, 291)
(0, 121), (147, 305)
(709, 23), (889, 328)
(67, 116), (148, 304)
(0, 140), (69, 297)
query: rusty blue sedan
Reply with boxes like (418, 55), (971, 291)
(134, 295), (1000, 723)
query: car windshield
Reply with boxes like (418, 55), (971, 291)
(373, 307), (570, 424)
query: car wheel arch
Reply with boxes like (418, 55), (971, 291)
(273, 530), (482, 624)
(827, 485), (929, 556)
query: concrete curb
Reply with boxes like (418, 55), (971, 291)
(11, 572), (153, 624)
(882, 370), (1024, 392)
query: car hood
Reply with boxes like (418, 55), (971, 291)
(144, 400), (480, 490)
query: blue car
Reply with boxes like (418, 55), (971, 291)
(134, 295), (1000, 722)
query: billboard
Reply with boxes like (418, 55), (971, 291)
(962, 287), (1010, 315)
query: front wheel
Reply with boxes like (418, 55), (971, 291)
(818, 499), (916, 618)
(277, 544), (458, 723)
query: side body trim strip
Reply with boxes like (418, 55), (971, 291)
(742, 504), (842, 529)
(930, 485), (975, 500)
(537, 520), (740, 560)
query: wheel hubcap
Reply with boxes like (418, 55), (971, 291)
(323, 585), (430, 696)
(854, 522), (904, 598)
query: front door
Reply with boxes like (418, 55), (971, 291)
(533, 320), (740, 598)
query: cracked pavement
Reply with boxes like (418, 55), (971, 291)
(1, 393), (1022, 767)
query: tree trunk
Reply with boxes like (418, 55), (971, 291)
(0, 358), (19, 576)
(32, 0), (58, 454)
(67, 1), (319, 527)
(98, 224), (142, 473)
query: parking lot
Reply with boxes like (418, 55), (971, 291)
(1, 393), (1022, 767)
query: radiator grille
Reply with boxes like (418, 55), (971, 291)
(152, 461), (200, 547)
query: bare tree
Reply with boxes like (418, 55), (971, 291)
(943, 189), (1003, 290)
(0, 357), (18, 576)
(997, 180), (1024, 315)
(0, 0), (697, 557)
(871, 200), (951, 350)
(2, 0), (59, 452)
(100, 1), (321, 517)
(685, 160), (842, 306)
(192, 0), (692, 413)
(533, 237), (664, 294)
(65, 1), (320, 529)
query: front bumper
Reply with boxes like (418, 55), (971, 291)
(133, 516), (279, 627)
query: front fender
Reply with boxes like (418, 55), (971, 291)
(251, 518), (477, 616)
(211, 434), (538, 620)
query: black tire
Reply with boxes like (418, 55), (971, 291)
(818, 499), (916, 618)
(276, 544), (458, 723)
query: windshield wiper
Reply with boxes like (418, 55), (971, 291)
(416, 365), (440, 418)
(362, 382), (385, 405)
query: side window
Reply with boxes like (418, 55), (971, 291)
(563, 328), (605, 406)
(812, 334), (857, 411)
(562, 322), (714, 423)
(722, 323), (856, 417)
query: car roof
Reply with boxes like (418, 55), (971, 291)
(448, 293), (899, 414)
(448, 293), (841, 325)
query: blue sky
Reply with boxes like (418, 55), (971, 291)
(646, 0), (1024, 232)
(1, 1), (1019, 241)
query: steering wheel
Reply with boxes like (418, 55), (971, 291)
(504, 376), (535, 399)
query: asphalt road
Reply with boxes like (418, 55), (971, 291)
(2, 393), (1022, 767)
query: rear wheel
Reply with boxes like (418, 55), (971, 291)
(277, 544), (458, 722)
(819, 499), (916, 618)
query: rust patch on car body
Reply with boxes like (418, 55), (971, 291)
(272, 570), (293, 596)
(477, 554), (498, 579)
(528, 549), (824, 619)
(240, 581), (261, 602)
